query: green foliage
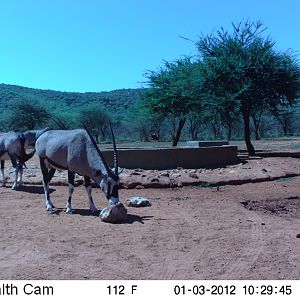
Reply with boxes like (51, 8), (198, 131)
(0, 83), (141, 140)
(142, 57), (203, 145)
(6, 100), (49, 130)
(76, 104), (112, 142)
(197, 20), (300, 153)
(143, 58), (201, 116)
(126, 100), (166, 141)
(0, 83), (141, 119)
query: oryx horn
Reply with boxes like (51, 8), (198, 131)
(83, 126), (110, 170)
(109, 122), (119, 176)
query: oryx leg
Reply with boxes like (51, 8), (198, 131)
(9, 154), (19, 190)
(1, 160), (5, 187)
(66, 171), (75, 214)
(40, 158), (55, 211)
(84, 176), (97, 213)
(18, 163), (23, 187)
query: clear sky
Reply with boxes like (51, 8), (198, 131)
(0, 0), (299, 92)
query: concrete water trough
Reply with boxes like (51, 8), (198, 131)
(102, 145), (238, 170)
(185, 140), (229, 147)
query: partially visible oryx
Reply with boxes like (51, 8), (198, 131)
(35, 126), (121, 214)
(0, 131), (38, 189)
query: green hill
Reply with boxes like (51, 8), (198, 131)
(0, 83), (142, 114)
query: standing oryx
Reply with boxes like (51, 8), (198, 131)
(35, 126), (121, 215)
(0, 131), (36, 189)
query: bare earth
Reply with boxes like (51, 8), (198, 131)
(0, 155), (300, 280)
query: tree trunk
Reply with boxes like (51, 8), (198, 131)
(242, 110), (255, 155)
(172, 118), (186, 146)
(282, 120), (288, 136)
(227, 123), (232, 141)
(251, 115), (261, 140)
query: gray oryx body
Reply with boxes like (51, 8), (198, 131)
(35, 128), (120, 214)
(0, 131), (36, 189)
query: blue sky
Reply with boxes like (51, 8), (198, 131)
(0, 0), (299, 92)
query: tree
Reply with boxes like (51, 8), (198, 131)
(187, 111), (203, 140)
(197, 20), (300, 155)
(7, 100), (49, 130)
(251, 104), (265, 140)
(270, 106), (295, 136)
(77, 105), (111, 142)
(143, 58), (202, 146)
(127, 101), (165, 142)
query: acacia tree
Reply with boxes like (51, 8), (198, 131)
(77, 105), (111, 142)
(251, 102), (265, 140)
(143, 58), (202, 146)
(7, 100), (49, 130)
(270, 106), (295, 136)
(197, 20), (300, 155)
(127, 102), (165, 141)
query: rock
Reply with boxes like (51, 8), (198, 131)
(130, 172), (141, 176)
(189, 173), (198, 179)
(136, 185), (145, 189)
(125, 182), (140, 189)
(160, 172), (170, 177)
(240, 200), (250, 206)
(296, 233), (300, 238)
(262, 168), (268, 172)
(172, 174), (181, 178)
(100, 202), (127, 222)
(150, 178), (159, 183)
(126, 197), (151, 207)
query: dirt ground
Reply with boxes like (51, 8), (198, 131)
(0, 155), (300, 280)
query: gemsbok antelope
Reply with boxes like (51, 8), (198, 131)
(35, 126), (121, 215)
(0, 131), (36, 189)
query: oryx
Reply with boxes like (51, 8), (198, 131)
(35, 126), (121, 215)
(0, 131), (36, 189)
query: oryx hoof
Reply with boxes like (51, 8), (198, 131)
(46, 204), (54, 211)
(1, 183), (6, 187)
(90, 206), (97, 214)
(66, 208), (73, 215)
(11, 185), (17, 190)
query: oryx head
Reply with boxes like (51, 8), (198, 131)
(85, 123), (120, 206)
(23, 130), (38, 147)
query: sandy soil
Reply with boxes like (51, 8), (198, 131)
(0, 156), (300, 280)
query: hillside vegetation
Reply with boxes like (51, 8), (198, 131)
(0, 83), (141, 113)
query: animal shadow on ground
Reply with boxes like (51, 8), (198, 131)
(16, 185), (56, 195)
(46, 208), (98, 216)
(47, 208), (153, 224)
(72, 209), (153, 224)
(118, 214), (153, 224)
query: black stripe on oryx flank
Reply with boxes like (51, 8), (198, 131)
(46, 157), (68, 170)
